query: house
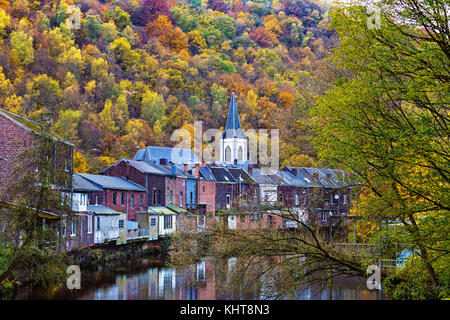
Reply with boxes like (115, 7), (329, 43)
(208, 165), (237, 211)
(61, 173), (99, 251)
(197, 164), (216, 215)
(136, 208), (159, 241)
(101, 159), (177, 208)
(150, 206), (177, 237)
(88, 204), (122, 244)
(249, 167), (278, 206)
(227, 167), (258, 209)
(180, 164), (197, 211)
(77, 173), (146, 222)
(0, 108), (74, 194)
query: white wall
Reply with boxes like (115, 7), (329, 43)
(94, 214), (120, 244)
(158, 215), (176, 237)
(72, 192), (88, 212)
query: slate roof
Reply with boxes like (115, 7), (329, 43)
(199, 166), (216, 181)
(87, 205), (120, 215)
(72, 173), (103, 192)
(222, 92), (245, 139)
(250, 168), (278, 185)
(134, 146), (200, 164)
(227, 167), (256, 184)
(209, 166), (237, 183)
(283, 167), (323, 188)
(78, 173), (146, 191)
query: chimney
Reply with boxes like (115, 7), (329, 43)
(194, 163), (200, 178)
(201, 161), (206, 167)
(184, 163), (188, 172)
(248, 163), (254, 175)
(160, 158), (168, 165)
(171, 164), (177, 175)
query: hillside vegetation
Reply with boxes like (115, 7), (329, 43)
(0, 0), (336, 172)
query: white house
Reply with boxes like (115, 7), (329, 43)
(150, 207), (177, 237)
(89, 205), (122, 244)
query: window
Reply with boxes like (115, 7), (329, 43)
(151, 218), (156, 226)
(250, 214), (254, 221)
(170, 191), (173, 205)
(226, 195), (231, 205)
(113, 192), (117, 205)
(131, 195), (134, 208)
(153, 189), (157, 205)
(70, 219), (76, 236)
(303, 195), (307, 206)
(97, 217), (100, 231)
(295, 193), (300, 206)
(140, 195), (143, 208)
(121, 193), (125, 206)
(88, 216), (92, 234)
(180, 192), (183, 207)
(238, 146), (243, 161)
(119, 220), (124, 229)
(95, 195), (98, 205)
(164, 215), (172, 229)
(322, 212), (327, 221)
(279, 193), (284, 203)
(343, 195), (347, 205)
(225, 146), (231, 162)
(202, 185), (205, 192)
(190, 192), (193, 204)
(330, 194), (334, 204)
(255, 214), (259, 221)
(80, 217), (83, 235)
(240, 215), (245, 223)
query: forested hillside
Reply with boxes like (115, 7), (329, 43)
(0, 0), (337, 172)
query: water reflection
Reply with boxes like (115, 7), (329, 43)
(17, 258), (383, 300)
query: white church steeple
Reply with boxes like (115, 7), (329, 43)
(220, 92), (247, 165)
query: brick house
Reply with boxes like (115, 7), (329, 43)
(76, 173), (146, 222)
(0, 108), (74, 195)
(197, 165), (216, 215)
(208, 165), (237, 211)
(101, 159), (178, 208)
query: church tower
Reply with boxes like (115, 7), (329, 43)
(220, 92), (247, 165)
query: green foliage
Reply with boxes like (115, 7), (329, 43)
(10, 30), (34, 66)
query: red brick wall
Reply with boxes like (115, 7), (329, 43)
(89, 188), (145, 221)
(175, 177), (186, 208)
(0, 114), (33, 194)
(197, 180), (215, 214)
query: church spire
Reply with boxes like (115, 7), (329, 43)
(223, 92), (245, 139)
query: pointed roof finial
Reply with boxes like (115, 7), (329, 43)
(223, 92), (245, 139)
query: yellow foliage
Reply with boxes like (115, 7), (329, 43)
(73, 150), (91, 173)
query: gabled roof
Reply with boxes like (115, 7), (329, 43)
(250, 168), (278, 185)
(209, 166), (237, 183)
(283, 167), (323, 188)
(0, 108), (74, 146)
(78, 173), (146, 191)
(100, 158), (167, 176)
(73, 173), (103, 192)
(134, 146), (200, 164)
(227, 167), (256, 184)
(300, 167), (337, 188)
(222, 92), (245, 139)
(199, 166), (216, 181)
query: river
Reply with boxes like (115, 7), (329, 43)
(16, 257), (384, 300)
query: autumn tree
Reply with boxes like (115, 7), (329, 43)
(313, 1), (450, 299)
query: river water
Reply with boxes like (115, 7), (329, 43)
(16, 257), (384, 300)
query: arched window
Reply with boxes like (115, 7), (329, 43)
(238, 146), (243, 161)
(225, 146), (231, 162)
